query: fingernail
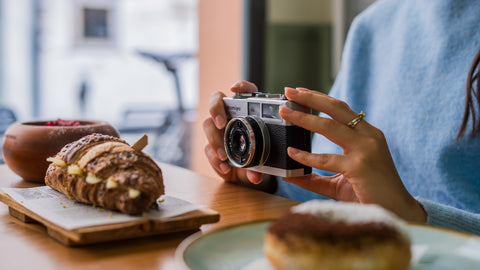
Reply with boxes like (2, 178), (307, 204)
(217, 148), (227, 161)
(280, 106), (293, 115)
(284, 87), (298, 97)
(215, 115), (225, 128)
(231, 81), (242, 90)
(288, 147), (300, 156)
(251, 178), (262, 185)
(219, 162), (231, 174)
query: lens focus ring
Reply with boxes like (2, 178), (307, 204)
(224, 116), (269, 168)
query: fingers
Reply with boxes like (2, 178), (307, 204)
(203, 117), (228, 161)
(280, 87), (375, 148)
(283, 173), (338, 199)
(285, 87), (365, 127)
(280, 105), (355, 149)
(230, 80), (258, 93)
(208, 81), (258, 130)
(283, 147), (340, 199)
(204, 141), (231, 175)
(204, 80), (264, 185)
(287, 147), (346, 174)
(204, 137), (264, 185)
(246, 170), (263, 184)
(209, 91), (228, 129)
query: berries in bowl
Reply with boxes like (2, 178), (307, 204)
(2, 119), (120, 183)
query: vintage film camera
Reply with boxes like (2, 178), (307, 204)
(223, 92), (312, 178)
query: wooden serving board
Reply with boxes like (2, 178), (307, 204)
(0, 191), (219, 246)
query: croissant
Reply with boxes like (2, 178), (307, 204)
(45, 133), (164, 215)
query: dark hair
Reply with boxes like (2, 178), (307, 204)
(457, 48), (480, 140)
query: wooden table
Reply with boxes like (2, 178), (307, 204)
(0, 163), (298, 269)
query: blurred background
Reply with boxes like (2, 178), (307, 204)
(0, 0), (198, 168)
(0, 0), (374, 177)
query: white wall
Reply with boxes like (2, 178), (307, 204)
(1, 0), (33, 120)
(1, 0), (199, 125)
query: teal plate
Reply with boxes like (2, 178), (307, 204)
(176, 221), (480, 270)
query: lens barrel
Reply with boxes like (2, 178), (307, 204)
(224, 116), (270, 168)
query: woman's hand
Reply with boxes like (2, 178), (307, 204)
(279, 87), (427, 223)
(203, 80), (275, 192)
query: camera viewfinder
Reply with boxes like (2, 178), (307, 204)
(262, 104), (281, 119)
(248, 102), (261, 116)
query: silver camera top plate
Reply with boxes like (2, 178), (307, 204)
(225, 92), (310, 126)
(233, 92), (286, 100)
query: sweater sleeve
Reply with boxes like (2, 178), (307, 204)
(416, 197), (480, 235)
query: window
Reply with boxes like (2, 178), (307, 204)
(83, 8), (109, 38)
(73, 0), (118, 48)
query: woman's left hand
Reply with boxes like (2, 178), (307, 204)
(279, 87), (427, 223)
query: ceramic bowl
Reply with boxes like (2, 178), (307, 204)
(2, 120), (120, 182)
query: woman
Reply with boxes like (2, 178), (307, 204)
(203, 0), (480, 234)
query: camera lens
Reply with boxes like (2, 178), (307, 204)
(224, 116), (270, 168)
(231, 130), (247, 154)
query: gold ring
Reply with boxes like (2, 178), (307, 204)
(347, 111), (366, 128)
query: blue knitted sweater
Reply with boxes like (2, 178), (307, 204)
(276, 0), (480, 235)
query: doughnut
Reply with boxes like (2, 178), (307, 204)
(264, 200), (411, 270)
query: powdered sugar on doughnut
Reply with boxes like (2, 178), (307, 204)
(291, 200), (408, 236)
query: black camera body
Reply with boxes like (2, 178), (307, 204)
(223, 92), (312, 178)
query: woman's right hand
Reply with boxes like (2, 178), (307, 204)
(203, 80), (269, 188)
